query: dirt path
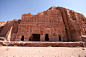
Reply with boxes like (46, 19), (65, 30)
(0, 46), (86, 57)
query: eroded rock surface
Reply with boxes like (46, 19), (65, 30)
(0, 6), (86, 42)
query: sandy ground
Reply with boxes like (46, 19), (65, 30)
(0, 46), (86, 57)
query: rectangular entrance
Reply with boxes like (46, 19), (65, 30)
(45, 34), (49, 41)
(21, 36), (24, 41)
(32, 34), (40, 41)
(59, 36), (61, 41)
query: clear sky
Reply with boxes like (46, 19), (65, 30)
(0, 0), (86, 21)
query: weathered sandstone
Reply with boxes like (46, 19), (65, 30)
(0, 6), (86, 42)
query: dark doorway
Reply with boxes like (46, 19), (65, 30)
(45, 34), (49, 41)
(59, 36), (61, 41)
(32, 34), (40, 41)
(21, 36), (24, 41)
(29, 37), (31, 41)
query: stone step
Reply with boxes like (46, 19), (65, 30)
(0, 41), (85, 47)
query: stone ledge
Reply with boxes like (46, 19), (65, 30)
(0, 41), (85, 47)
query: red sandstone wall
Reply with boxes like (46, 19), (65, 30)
(0, 21), (14, 37)
(0, 6), (86, 42)
(0, 19), (21, 41)
(76, 13), (86, 35)
(0, 21), (7, 33)
(57, 7), (86, 41)
(16, 7), (67, 41)
(10, 19), (21, 41)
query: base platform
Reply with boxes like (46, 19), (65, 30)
(0, 41), (85, 47)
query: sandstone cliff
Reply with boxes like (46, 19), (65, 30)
(0, 6), (86, 42)
(0, 21), (7, 33)
(0, 19), (21, 41)
(57, 7), (86, 41)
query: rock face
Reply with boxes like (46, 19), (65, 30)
(57, 7), (86, 41)
(0, 6), (86, 42)
(0, 21), (7, 33)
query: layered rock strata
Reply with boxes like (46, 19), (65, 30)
(0, 6), (86, 42)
